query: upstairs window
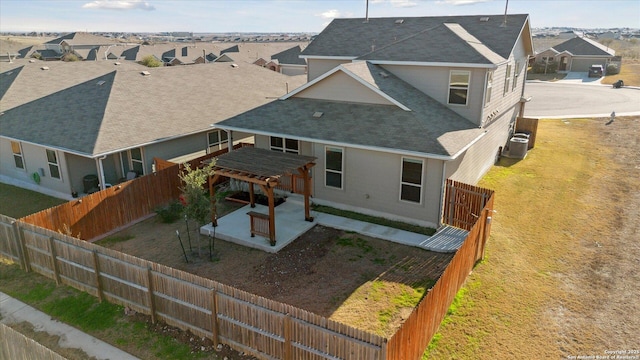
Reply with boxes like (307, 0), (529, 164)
(270, 137), (299, 154)
(484, 71), (494, 106)
(46, 149), (61, 179)
(448, 70), (470, 105)
(400, 158), (423, 203)
(325, 146), (343, 189)
(208, 130), (228, 152)
(504, 63), (512, 96)
(11, 141), (25, 170)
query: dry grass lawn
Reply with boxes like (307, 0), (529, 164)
(425, 117), (640, 358)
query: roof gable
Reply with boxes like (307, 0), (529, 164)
(302, 14), (530, 63)
(271, 45), (306, 65)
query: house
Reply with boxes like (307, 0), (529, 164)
(214, 14), (534, 228)
(41, 32), (122, 60)
(0, 60), (305, 199)
(533, 36), (615, 72)
(270, 45), (308, 76)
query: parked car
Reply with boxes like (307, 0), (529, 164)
(588, 64), (604, 78)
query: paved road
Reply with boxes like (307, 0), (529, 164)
(523, 81), (640, 118)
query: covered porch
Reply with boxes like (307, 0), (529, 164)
(206, 146), (316, 248)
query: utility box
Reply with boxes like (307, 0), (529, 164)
(509, 137), (529, 159)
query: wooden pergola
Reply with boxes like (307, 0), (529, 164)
(208, 146), (316, 245)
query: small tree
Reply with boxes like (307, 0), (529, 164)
(179, 161), (215, 256)
(140, 55), (162, 67)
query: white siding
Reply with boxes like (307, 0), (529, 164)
(294, 71), (394, 105)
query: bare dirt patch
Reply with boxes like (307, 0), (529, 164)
(99, 213), (452, 337)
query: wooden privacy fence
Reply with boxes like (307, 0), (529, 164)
(1, 324), (67, 360)
(515, 117), (539, 149)
(1, 175), (495, 360)
(386, 183), (495, 359)
(0, 216), (386, 359)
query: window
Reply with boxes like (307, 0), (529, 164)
(129, 147), (144, 175)
(400, 158), (423, 203)
(207, 130), (228, 152)
(270, 136), (299, 154)
(448, 70), (470, 105)
(484, 71), (493, 106)
(503, 63), (512, 95)
(11, 141), (25, 170)
(512, 62), (520, 92)
(325, 146), (343, 189)
(46, 149), (61, 179)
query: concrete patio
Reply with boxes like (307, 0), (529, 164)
(201, 197), (468, 253)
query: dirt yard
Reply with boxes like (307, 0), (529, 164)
(98, 213), (452, 337)
(427, 116), (640, 359)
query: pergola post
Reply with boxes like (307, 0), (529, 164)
(209, 173), (221, 226)
(259, 184), (277, 245)
(299, 167), (314, 222)
(249, 182), (255, 208)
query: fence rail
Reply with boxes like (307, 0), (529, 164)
(1, 169), (495, 360)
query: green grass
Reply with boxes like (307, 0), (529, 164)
(313, 204), (436, 236)
(95, 234), (135, 247)
(0, 183), (66, 218)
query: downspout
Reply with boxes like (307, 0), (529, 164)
(96, 155), (107, 190)
(438, 161), (447, 228)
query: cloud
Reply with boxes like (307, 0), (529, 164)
(318, 9), (341, 19)
(82, 0), (155, 11)
(436, 0), (490, 5)
(370, 0), (418, 7)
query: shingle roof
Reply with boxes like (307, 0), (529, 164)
(551, 37), (615, 56)
(271, 45), (306, 65)
(0, 65), (23, 100)
(217, 61), (483, 158)
(45, 32), (119, 46)
(0, 60), (306, 157)
(301, 14), (530, 63)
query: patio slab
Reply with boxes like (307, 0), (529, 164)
(201, 197), (468, 253)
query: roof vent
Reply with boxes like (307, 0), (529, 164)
(480, 17), (490, 22)
(41, 66), (49, 71)
(395, 19), (404, 24)
(230, 63), (238, 68)
(313, 111), (323, 118)
(140, 70), (151, 76)
(379, 71), (389, 78)
(29, 59), (36, 63)
(6, 71), (13, 76)
(114, 62), (121, 65)
(97, 80), (106, 86)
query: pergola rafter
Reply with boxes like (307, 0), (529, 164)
(208, 146), (316, 245)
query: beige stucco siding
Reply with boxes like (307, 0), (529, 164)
(307, 59), (350, 81)
(294, 71), (394, 105)
(379, 64), (486, 126)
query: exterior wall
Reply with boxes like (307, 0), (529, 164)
(380, 64), (486, 125)
(295, 71), (394, 105)
(312, 143), (443, 227)
(0, 139), (72, 195)
(66, 153), (98, 194)
(533, 49), (559, 63)
(447, 106), (518, 185)
(307, 58), (350, 81)
(145, 132), (208, 171)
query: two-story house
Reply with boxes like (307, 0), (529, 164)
(214, 14), (534, 228)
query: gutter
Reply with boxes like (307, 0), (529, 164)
(215, 125), (487, 161)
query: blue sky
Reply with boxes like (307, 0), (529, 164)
(1, 0), (638, 33)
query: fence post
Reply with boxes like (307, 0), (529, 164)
(146, 267), (157, 324)
(11, 221), (27, 271)
(210, 289), (220, 347)
(92, 250), (104, 302)
(48, 237), (61, 285)
(283, 313), (292, 360)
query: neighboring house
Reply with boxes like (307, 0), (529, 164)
(533, 36), (615, 72)
(558, 30), (583, 39)
(214, 14), (534, 228)
(0, 60), (305, 199)
(270, 45), (308, 76)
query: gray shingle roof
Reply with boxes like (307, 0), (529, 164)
(45, 32), (119, 46)
(551, 37), (615, 56)
(217, 61), (483, 158)
(271, 45), (306, 65)
(301, 14), (530, 63)
(0, 60), (306, 157)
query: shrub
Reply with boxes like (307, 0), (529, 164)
(531, 60), (558, 74)
(155, 201), (183, 223)
(606, 63), (620, 75)
(62, 53), (79, 62)
(140, 55), (162, 67)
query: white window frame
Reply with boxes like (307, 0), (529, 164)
(447, 70), (470, 106)
(207, 130), (228, 153)
(46, 148), (61, 180)
(128, 147), (145, 175)
(399, 157), (423, 204)
(324, 146), (343, 189)
(11, 141), (26, 171)
(270, 136), (299, 154)
(484, 70), (493, 106)
(503, 63), (512, 96)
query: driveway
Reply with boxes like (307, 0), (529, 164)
(524, 80), (640, 118)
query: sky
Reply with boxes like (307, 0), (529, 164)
(0, 0), (638, 34)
